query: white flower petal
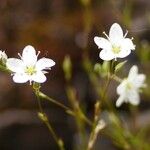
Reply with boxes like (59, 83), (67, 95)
(109, 23), (123, 41)
(114, 37), (135, 58)
(116, 80), (126, 95)
(36, 58), (55, 71)
(6, 58), (24, 73)
(116, 95), (125, 107)
(13, 73), (29, 83)
(94, 37), (111, 49)
(117, 49), (131, 58)
(31, 71), (46, 83)
(128, 65), (138, 80)
(121, 38), (135, 51)
(128, 90), (140, 105)
(22, 45), (37, 65)
(99, 49), (115, 61)
(134, 74), (146, 88)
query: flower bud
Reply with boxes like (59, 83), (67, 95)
(62, 55), (72, 81)
(0, 51), (7, 65)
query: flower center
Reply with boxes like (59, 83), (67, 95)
(126, 81), (133, 90)
(112, 45), (121, 54)
(25, 66), (36, 75)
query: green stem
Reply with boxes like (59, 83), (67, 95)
(39, 92), (72, 113)
(101, 75), (111, 102)
(111, 74), (122, 83)
(87, 61), (118, 150)
(99, 74), (114, 111)
(129, 105), (138, 132)
(36, 92), (43, 112)
(66, 85), (88, 150)
(39, 91), (92, 126)
(34, 88), (65, 150)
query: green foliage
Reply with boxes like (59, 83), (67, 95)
(94, 61), (110, 77)
(115, 60), (127, 73)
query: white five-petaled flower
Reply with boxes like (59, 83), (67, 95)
(6, 45), (55, 84)
(94, 23), (135, 61)
(116, 65), (146, 107)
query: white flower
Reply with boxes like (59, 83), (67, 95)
(6, 45), (55, 84)
(0, 50), (7, 64)
(94, 23), (135, 61)
(116, 65), (146, 107)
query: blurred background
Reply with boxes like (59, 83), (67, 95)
(0, 0), (150, 150)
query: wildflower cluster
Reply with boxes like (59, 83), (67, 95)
(0, 23), (146, 110)
(94, 23), (146, 107)
(0, 22), (148, 150)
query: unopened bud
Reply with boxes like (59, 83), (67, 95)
(62, 55), (72, 81)
(0, 51), (7, 65)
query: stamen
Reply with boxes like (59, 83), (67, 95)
(37, 51), (40, 57)
(124, 30), (128, 38)
(103, 31), (109, 40)
(25, 66), (37, 75)
(18, 53), (22, 59)
(42, 71), (48, 74)
(112, 45), (121, 54)
(126, 82), (132, 90)
(46, 68), (51, 70)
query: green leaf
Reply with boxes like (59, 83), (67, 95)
(115, 60), (127, 73)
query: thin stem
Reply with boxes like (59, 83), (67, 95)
(36, 96), (57, 141)
(111, 74), (122, 83)
(39, 91), (92, 126)
(44, 119), (60, 145)
(81, 112), (93, 126)
(101, 75), (111, 102)
(40, 93), (71, 112)
(87, 61), (116, 150)
(99, 74), (114, 111)
(87, 119), (105, 150)
(129, 105), (138, 132)
(66, 85), (88, 150)
(100, 60), (119, 111)
(36, 92), (43, 113)
(34, 89), (65, 150)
